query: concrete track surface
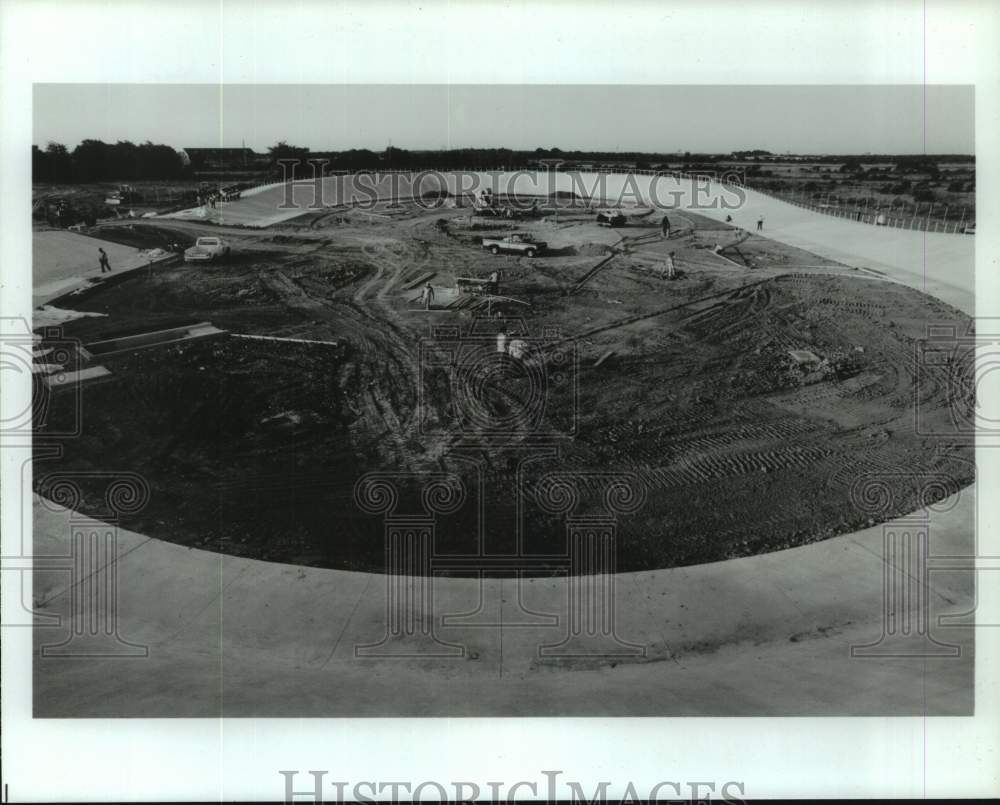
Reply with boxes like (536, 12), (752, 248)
(32, 230), (174, 308)
(33, 170), (977, 716)
(33, 486), (973, 717)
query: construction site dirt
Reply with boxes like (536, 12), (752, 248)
(34, 202), (975, 573)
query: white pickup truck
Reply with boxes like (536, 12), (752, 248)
(184, 236), (231, 262)
(481, 233), (547, 258)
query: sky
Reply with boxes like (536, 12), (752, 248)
(33, 84), (975, 155)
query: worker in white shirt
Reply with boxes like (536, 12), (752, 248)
(496, 329), (508, 354)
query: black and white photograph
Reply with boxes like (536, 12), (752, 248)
(27, 82), (979, 718)
(2, 1), (999, 801)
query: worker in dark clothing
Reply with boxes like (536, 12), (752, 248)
(661, 214), (671, 238)
(756, 216), (764, 231)
(98, 248), (111, 273)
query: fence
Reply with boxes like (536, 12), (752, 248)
(735, 183), (973, 235)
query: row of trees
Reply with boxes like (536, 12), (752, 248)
(839, 157), (975, 178)
(33, 140), (187, 182)
(266, 144), (976, 176)
(35, 138), (976, 182)
(32, 138), (752, 183)
(263, 143), (718, 175)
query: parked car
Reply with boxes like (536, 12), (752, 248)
(481, 233), (547, 258)
(184, 236), (231, 262)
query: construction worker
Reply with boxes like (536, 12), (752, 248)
(665, 251), (677, 280)
(496, 328), (508, 354)
(488, 269), (500, 293)
(98, 248), (112, 274)
(661, 214), (671, 238)
(756, 216), (764, 231)
(422, 282), (435, 310)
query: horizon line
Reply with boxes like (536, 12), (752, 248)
(30, 141), (977, 158)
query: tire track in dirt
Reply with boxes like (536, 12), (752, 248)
(556, 278), (773, 346)
(342, 234), (472, 467)
(570, 229), (666, 294)
(256, 261), (427, 469)
(353, 262), (385, 302)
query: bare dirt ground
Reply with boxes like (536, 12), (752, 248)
(35, 202), (974, 572)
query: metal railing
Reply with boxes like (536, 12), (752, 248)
(735, 183), (973, 235)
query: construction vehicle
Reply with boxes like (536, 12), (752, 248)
(219, 184), (244, 202)
(472, 188), (541, 220)
(37, 196), (72, 225)
(104, 185), (135, 206)
(595, 207), (654, 227)
(35, 195), (97, 227)
(473, 188), (497, 214)
(103, 185), (138, 218)
(595, 208), (628, 227)
(456, 276), (500, 295)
